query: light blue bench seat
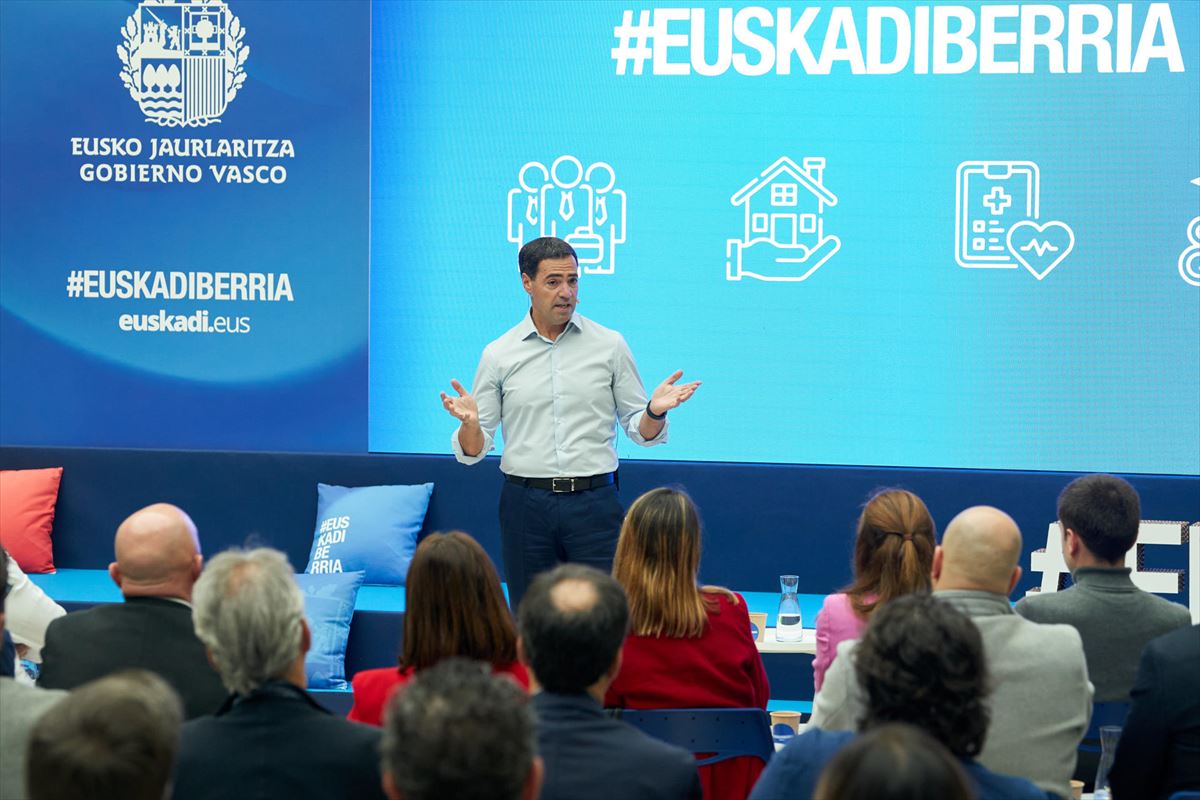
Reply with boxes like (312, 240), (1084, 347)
(27, 570), (822, 704)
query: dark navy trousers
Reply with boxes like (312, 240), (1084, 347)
(498, 481), (624, 611)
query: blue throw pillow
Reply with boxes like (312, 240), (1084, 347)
(306, 482), (433, 585)
(295, 570), (365, 690)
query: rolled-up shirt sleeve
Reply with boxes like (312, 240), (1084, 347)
(450, 347), (499, 465)
(5, 552), (66, 662)
(612, 335), (667, 447)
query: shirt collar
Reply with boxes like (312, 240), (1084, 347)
(519, 310), (582, 341)
(217, 680), (322, 716)
(124, 595), (192, 610)
(531, 691), (604, 716)
(934, 589), (1015, 617)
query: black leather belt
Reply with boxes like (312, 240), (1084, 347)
(506, 472), (616, 493)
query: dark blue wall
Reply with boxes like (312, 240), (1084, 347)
(3, 446), (1196, 599)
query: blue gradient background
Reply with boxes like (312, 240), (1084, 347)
(370, 0), (1200, 475)
(1, 1), (369, 451)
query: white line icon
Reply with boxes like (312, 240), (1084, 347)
(1181, 216), (1200, 287)
(955, 160), (1074, 281)
(726, 156), (841, 282)
(506, 156), (626, 275)
(1180, 178), (1200, 287)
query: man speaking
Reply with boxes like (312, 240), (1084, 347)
(442, 237), (699, 609)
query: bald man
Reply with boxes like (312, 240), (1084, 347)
(38, 504), (226, 718)
(810, 506), (1092, 799)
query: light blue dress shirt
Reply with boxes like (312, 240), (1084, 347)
(452, 312), (667, 477)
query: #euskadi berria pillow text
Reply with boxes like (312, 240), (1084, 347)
(305, 482), (433, 585)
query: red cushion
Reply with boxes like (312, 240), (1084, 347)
(0, 467), (63, 573)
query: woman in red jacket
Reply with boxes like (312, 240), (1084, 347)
(347, 531), (528, 726)
(605, 487), (770, 800)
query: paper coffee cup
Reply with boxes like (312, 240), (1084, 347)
(748, 612), (767, 642)
(770, 710), (801, 735)
(1069, 780), (1084, 799)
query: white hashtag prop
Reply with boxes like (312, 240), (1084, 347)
(1191, 523), (1199, 622)
(1028, 520), (1198, 622)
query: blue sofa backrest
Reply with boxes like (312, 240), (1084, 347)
(2, 446), (1197, 596)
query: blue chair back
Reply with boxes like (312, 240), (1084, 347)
(1078, 701), (1130, 754)
(617, 708), (774, 767)
(1167, 793), (1200, 800)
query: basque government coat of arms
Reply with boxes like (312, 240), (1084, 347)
(118, 0), (249, 127)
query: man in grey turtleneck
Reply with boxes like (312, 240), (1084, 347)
(1016, 474), (1190, 702)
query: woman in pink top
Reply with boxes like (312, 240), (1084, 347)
(813, 489), (936, 692)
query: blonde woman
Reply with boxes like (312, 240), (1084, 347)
(605, 487), (769, 800)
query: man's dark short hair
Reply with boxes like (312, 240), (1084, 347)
(26, 670), (184, 800)
(517, 564), (629, 694)
(854, 593), (990, 759)
(1057, 474), (1141, 563)
(382, 658), (535, 800)
(519, 237), (578, 278)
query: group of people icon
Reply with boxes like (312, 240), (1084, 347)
(507, 156), (626, 275)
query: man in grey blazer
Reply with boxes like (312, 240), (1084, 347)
(810, 506), (1092, 800)
(1015, 474), (1191, 702)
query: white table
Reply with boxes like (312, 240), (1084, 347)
(756, 627), (816, 654)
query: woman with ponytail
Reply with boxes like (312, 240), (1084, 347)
(812, 489), (936, 692)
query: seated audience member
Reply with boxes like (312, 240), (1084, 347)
(174, 547), (385, 800)
(381, 657), (542, 800)
(605, 488), (769, 800)
(1015, 474), (1190, 701)
(38, 503), (226, 719)
(811, 505), (1091, 799)
(751, 594), (1047, 800)
(26, 669), (183, 800)
(0, 547), (67, 800)
(1016, 474), (1190, 789)
(519, 564), (702, 800)
(349, 531), (528, 726)
(4, 547), (66, 667)
(1108, 623), (1200, 800)
(813, 488), (936, 692)
(812, 725), (974, 800)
